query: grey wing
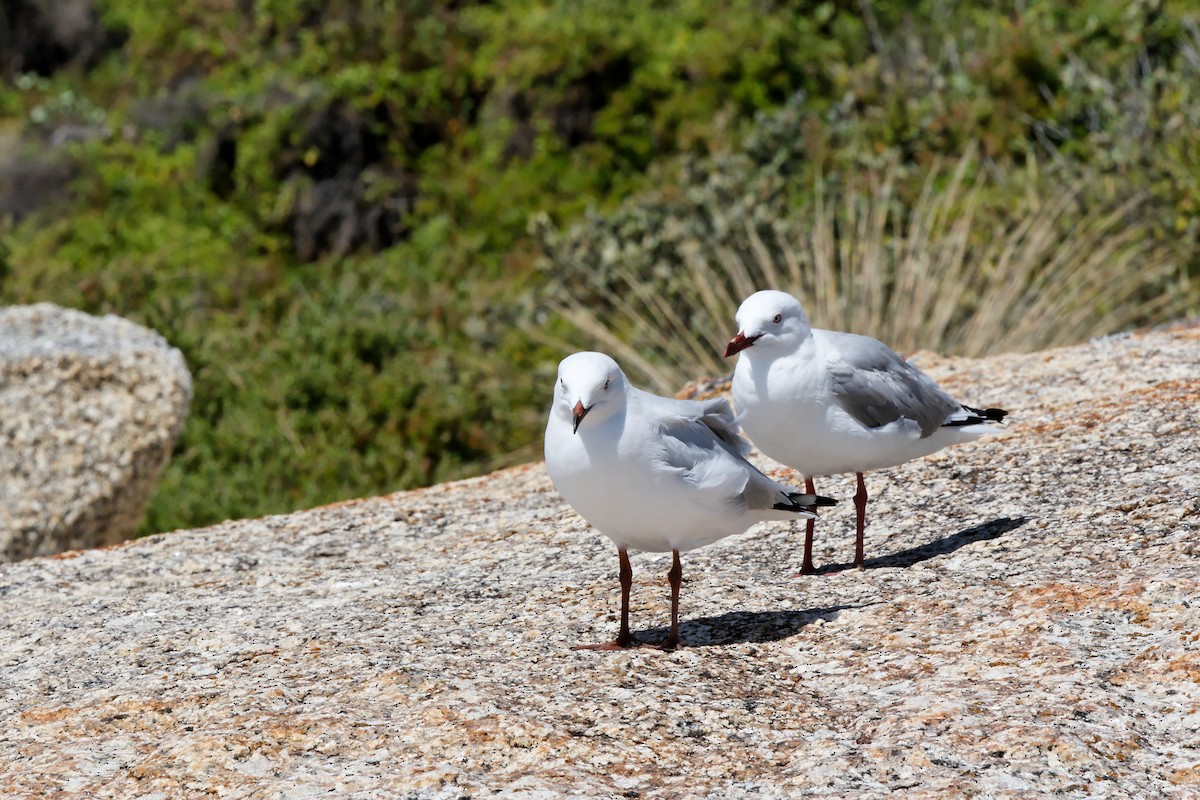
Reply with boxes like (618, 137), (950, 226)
(827, 332), (959, 438)
(649, 395), (806, 514)
(694, 396), (751, 457)
(636, 391), (754, 501)
(634, 388), (750, 456)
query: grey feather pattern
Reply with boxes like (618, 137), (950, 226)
(634, 390), (788, 512)
(649, 397), (748, 472)
(827, 332), (959, 438)
(695, 397), (751, 456)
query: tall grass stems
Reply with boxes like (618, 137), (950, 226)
(538, 150), (1195, 394)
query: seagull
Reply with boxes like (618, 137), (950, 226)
(545, 351), (836, 650)
(725, 290), (1007, 574)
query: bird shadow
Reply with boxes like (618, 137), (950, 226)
(815, 515), (1030, 574)
(635, 603), (869, 648)
(613, 517), (1027, 650)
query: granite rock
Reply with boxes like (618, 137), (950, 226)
(0, 324), (1198, 798)
(0, 303), (192, 560)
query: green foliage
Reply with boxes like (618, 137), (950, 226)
(136, 264), (545, 533)
(2, 0), (1199, 534)
(4, 202), (542, 531)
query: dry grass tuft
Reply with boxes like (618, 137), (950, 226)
(538, 150), (1195, 394)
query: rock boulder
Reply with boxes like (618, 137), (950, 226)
(0, 303), (191, 560)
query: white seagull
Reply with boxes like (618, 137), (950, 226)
(725, 290), (1007, 573)
(545, 351), (836, 650)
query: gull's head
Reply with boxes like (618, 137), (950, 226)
(725, 290), (810, 358)
(555, 351), (628, 434)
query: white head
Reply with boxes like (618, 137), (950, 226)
(724, 290), (811, 358)
(554, 351), (628, 433)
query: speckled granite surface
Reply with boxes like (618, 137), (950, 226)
(0, 303), (191, 561)
(1, 325), (1197, 798)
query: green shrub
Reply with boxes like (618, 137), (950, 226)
(2, 0), (1199, 535)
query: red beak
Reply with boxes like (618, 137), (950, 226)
(572, 401), (589, 434)
(724, 332), (760, 358)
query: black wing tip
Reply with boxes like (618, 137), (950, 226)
(773, 492), (838, 513)
(974, 405), (1009, 422)
(946, 405), (1009, 427)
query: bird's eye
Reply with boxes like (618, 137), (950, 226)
(604, 378), (610, 390)
(773, 313), (782, 324)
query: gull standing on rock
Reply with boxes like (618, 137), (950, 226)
(545, 351), (836, 650)
(725, 290), (1007, 574)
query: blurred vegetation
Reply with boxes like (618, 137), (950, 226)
(1, 1), (1198, 533)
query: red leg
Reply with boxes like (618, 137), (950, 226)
(796, 476), (818, 575)
(660, 550), (683, 650)
(854, 472), (868, 568)
(575, 546), (637, 650)
(617, 546), (634, 644)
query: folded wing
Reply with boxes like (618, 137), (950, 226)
(641, 391), (826, 518)
(826, 331), (960, 437)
